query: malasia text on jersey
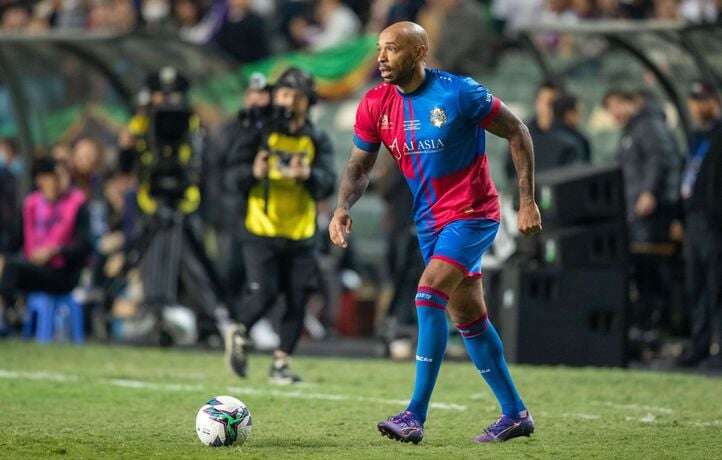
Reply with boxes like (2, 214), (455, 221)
(388, 137), (445, 159)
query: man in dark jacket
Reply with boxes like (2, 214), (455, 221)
(0, 164), (20, 255)
(227, 67), (336, 383)
(505, 82), (585, 181)
(677, 81), (722, 367)
(604, 88), (680, 335)
(553, 93), (591, 164)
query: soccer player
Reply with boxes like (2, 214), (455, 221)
(329, 21), (542, 444)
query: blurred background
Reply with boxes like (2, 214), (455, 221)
(1, 0), (721, 372)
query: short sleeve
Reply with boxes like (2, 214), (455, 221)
(352, 96), (381, 153)
(458, 77), (501, 127)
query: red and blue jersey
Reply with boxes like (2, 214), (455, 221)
(353, 68), (502, 232)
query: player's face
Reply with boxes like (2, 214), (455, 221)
(377, 32), (418, 86)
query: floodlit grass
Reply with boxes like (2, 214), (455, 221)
(0, 340), (720, 459)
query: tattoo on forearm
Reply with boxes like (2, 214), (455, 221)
(337, 149), (376, 210)
(486, 104), (535, 203)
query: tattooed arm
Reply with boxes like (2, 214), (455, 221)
(329, 146), (379, 248)
(485, 101), (542, 235)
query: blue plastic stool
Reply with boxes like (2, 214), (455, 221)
(22, 292), (84, 344)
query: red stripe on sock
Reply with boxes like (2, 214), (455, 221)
(415, 299), (446, 310)
(455, 313), (488, 330)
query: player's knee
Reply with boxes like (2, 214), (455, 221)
(418, 261), (463, 293)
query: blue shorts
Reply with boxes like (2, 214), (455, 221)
(416, 219), (499, 278)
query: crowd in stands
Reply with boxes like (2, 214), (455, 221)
(1, 0), (721, 63)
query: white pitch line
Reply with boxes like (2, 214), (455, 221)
(0, 369), (466, 412)
(0, 369), (79, 382)
(226, 386), (467, 412)
(595, 401), (674, 415)
(562, 413), (601, 421)
(625, 413), (656, 424)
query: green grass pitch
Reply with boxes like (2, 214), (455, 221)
(0, 340), (720, 459)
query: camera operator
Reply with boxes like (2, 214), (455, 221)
(122, 67), (245, 375)
(227, 67), (336, 384)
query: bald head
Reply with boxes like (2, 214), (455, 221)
(377, 21), (428, 89)
(380, 21), (429, 50)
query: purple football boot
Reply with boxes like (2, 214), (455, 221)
(474, 413), (535, 443)
(377, 411), (424, 444)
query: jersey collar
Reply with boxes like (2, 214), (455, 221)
(396, 68), (431, 98)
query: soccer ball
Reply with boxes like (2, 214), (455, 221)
(195, 396), (252, 447)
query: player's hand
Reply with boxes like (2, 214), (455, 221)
(635, 191), (656, 217)
(517, 200), (542, 235)
(329, 208), (353, 248)
(252, 150), (269, 179)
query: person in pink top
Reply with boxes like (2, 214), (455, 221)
(0, 158), (91, 311)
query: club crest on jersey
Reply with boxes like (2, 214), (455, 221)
(430, 107), (447, 128)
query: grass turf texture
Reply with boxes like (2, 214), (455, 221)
(0, 341), (719, 459)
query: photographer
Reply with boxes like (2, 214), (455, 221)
(227, 67), (336, 384)
(123, 67), (245, 375)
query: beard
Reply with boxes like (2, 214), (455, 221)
(386, 55), (417, 86)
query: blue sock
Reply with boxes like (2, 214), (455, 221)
(406, 286), (449, 424)
(457, 315), (527, 418)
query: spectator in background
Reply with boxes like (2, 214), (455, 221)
(553, 93), (592, 163)
(541, 0), (579, 22)
(368, 0), (426, 32)
(87, 0), (137, 32)
(506, 82), (586, 179)
(679, 0), (719, 22)
(597, 0), (623, 17)
(71, 137), (105, 200)
(290, 0), (361, 51)
(654, 0), (681, 19)
(52, 142), (73, 172)
(0, 137), (24, 180)
(677, 81), (722, 368)
(618, 0), (653, 18)
(0, 158), (91, 319)
(215, 0), (270, 63)
(0, 160), (21, 256)
(420, 0), (493, 75)
(140, 0), (175, 32)
(174, 0), (226, 44)
(603, 88), (680, 339)
(1, 1), (31, 31)
(490, 0), (544, 39)
(571, 0), (600, 18)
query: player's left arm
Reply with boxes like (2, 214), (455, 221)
(485, 102), (542, 235)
